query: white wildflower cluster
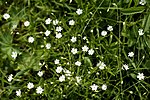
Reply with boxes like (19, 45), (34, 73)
(101, 25), (113, 36)
(4, 5), (148, 99)
(90, 84), (107, 91)
(15, 83), (44, 97)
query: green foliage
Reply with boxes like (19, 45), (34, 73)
(0, 0), (150, 100)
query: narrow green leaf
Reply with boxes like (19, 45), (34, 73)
(121, 6), (145, 15)
(142, 14), (150, 32)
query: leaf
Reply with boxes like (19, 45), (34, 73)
(144, 60), (150, 68)
(142, 14), (150, 32)
(83, 57), (92, 67)
(121, 6), (145, 15)
(130, 73), (136, 79)
(14, 68), (31, 77)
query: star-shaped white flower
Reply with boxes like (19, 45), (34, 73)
(53, 19), (59, 25)
(101, 30), (107, 36)
(44, 30), (51, 36)
(54, 59), (60, 64)
(56, 33), (62, 39)
(137, 73), (145, 80)
(107, 25), (113, 31)
(90, 84), (98, 91)
(16, 89), (21, 97)
(75, 61), (81, 66)
(138, 29), (144, 36)
(139, 0), (146, 5)
(27, 82), (34, 89)
(63, 69), (71, 77)
(76, 76), (82, 83)
(46, 43), (51, 49)
(128, 52), (134, 57)
(3, 13), (10, 20)
(76, 8), (83, 15)
(11, 51), (17, 59)
(37, 71), (43, 77)
(56, 26), (63, 32)
(8, 74), (13, 82)
(69, 19), (75, 25)
(96, 61), (106, 70)
(59, 75), (65, 82)
(102, 84), (107, 90)
(45, 18), (52, 24)
(82, 45), (89, 52)
(88, 49), (94, 55)
(71, 48), (78, 54)
(56, 66), (63, 73)
(28, 36), (34, 43)
(122, 64), (129, 70)
(36, 86), (44, 94)
(24, 21), (30, 27)
(71, 36), (77, 43)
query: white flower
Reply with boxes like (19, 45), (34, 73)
(128, 52), (134, 57)
(8, 74), (13, 82)
(28, 36), (34, 43)
(54, 59), (60, 64)
(16, 89), (21, 97)
(3, 13), (10, 20)
(71, 36), (77, 43)
(59, 75), (65, 82)
(90, 84), (98, 91)
(56, 33), (62, 39)
(11, 51), (17, 59)
(64, 69), (71, 77)
(16, 32), (19, 34)
(45, 18), (52, 24)
(138, 29), (144, 36)
(122, 64), (129, 70)
(76, 8), (83, 15)
(71, 48), (78, 54)
(76, 76), (82, 83)
(37, 71), (43, 77)
(82, 45), (89, 52)
(83, 36), (87, 40)
(69, 19), (75, 25)
(90, 30), (93, 33)
(36, 86), (44, 94)
(45, 43), (51, 49)
(75, 61), (81, 66)
(101, 30), (107, 36)
(102, 84), (107, 90)
(88, 49), (94, 55)
(107, 25), (113, 31)
(56, 26), (63, 32)
(97, 61), (106, 70)
(44, 30), (51, 36)
(24, 21), (30, 27)
(53, 19), (59, 25)
(139, 0), (146, 5)
(129, 91), (133, 94)
(137, 73), (145, 80)
(56, 66), (63, 73)
(27, 82), (34, 89)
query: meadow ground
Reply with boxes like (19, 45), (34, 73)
(0, 0), (150, 99)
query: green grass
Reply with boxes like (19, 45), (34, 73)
(0, 0), (150, 99)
